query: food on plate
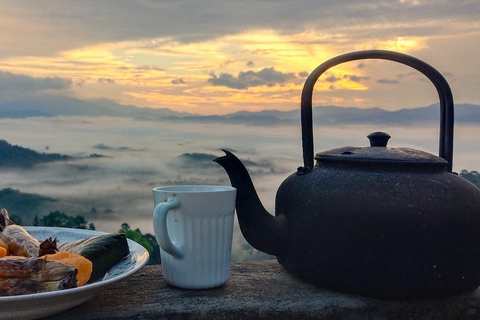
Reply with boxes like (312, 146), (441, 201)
(0, 238), (9, 256)
(0, 209), (57, 257)
(42, 252), (93, 286)
(39, 237), (59, 256)
(0, 224), (41, 257)
(0, 207), (132, 296)
(0, 257), (77, 296)
(59, 233), (130, 282)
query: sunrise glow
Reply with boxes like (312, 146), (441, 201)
(0, 2), (479, 114)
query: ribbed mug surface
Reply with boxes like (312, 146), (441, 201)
(153, 185), (236, 289)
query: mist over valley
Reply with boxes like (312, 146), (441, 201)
(1, 103), (479, 260)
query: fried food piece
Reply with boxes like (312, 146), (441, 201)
(0, 238), (9, 256)
(0, 209), (58, 257)
(0, 257), (77, 296)
(1, 225), (41, 257)
(43, 252), (92, 286)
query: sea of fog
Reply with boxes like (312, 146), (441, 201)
(0, 116), (479, 259)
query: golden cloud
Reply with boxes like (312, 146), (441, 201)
(0, 29), (430, 113)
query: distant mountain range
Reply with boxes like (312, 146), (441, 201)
(0, 94), (479, 125)
(0, 95), (192, 119)
(168, 103), (480, 126)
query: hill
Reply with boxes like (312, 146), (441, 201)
(0, 188), (56, 223)
(0, 139), (72, 168)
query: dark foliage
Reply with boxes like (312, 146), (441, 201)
(460, 170), (480, 188)
(0, 139), (72, 168)
(37, 210), (95, 230)
(0, 188), (55, 219)
(119, 223), (161, 265)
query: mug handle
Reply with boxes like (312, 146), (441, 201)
(153, 197), (184, 258)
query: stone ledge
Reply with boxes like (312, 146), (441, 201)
(45, 260), (480, 319)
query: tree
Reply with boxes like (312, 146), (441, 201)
(73, 215), (87, 229)
(460, 170), (480, 188)
(118, 225), (153, 252)
(38, 211), (95, 230)
(119, 223), (161, 265)
(9, 213), (23, 225)
(32, 213), (39, 226)
(39, 211), (69, 227)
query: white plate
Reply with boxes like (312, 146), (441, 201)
(0, 226), (150, 320)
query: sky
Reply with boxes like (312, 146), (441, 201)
(0, 0), (479, 115)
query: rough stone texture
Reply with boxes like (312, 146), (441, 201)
(44, 260), (480, 319)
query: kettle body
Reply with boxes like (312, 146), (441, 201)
(276, 160), (480, 298)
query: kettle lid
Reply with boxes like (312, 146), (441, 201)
(315, 132), (448, 167)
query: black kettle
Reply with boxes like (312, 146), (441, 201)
(214, 50), (480, 299)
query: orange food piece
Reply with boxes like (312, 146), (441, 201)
(0, 238), (9, 256)
(0, 247), (6, 257)
(43, 251), (93, 286)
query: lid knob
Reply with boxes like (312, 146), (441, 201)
(368, 132), (391, 147)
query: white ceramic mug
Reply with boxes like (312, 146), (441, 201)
(153, 185), (236, 289)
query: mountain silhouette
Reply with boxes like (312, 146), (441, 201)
(0, 139), (72, 168)
(0, 94), (479, 125)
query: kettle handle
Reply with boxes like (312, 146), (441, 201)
(299, 50), (454, 173)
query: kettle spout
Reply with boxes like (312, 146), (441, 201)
(214, 150), (287, 256)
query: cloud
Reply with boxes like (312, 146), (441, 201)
(298, 71), (309, 77)
(93, 143), (144, 152)
(247, 61), (255, 67)
(75, 79), (86, 87)
(175, 152), (283, 174)
(326, 75), (341, 83)
(207, 67), (296, 89)
(325, 74), (369, 83)
(442, 72), (454, 79)
(396, 72), (418, 79)
(0, 71), (71, 94)
(3, 1), (477, 58)
(377, 78), (400, 84)
(98, 78), (115, 84)
(0, 1), (478, 113)
(171, 78), (186, 85)
(135, 65), (166, 71)
(343, 74), (369, 82)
